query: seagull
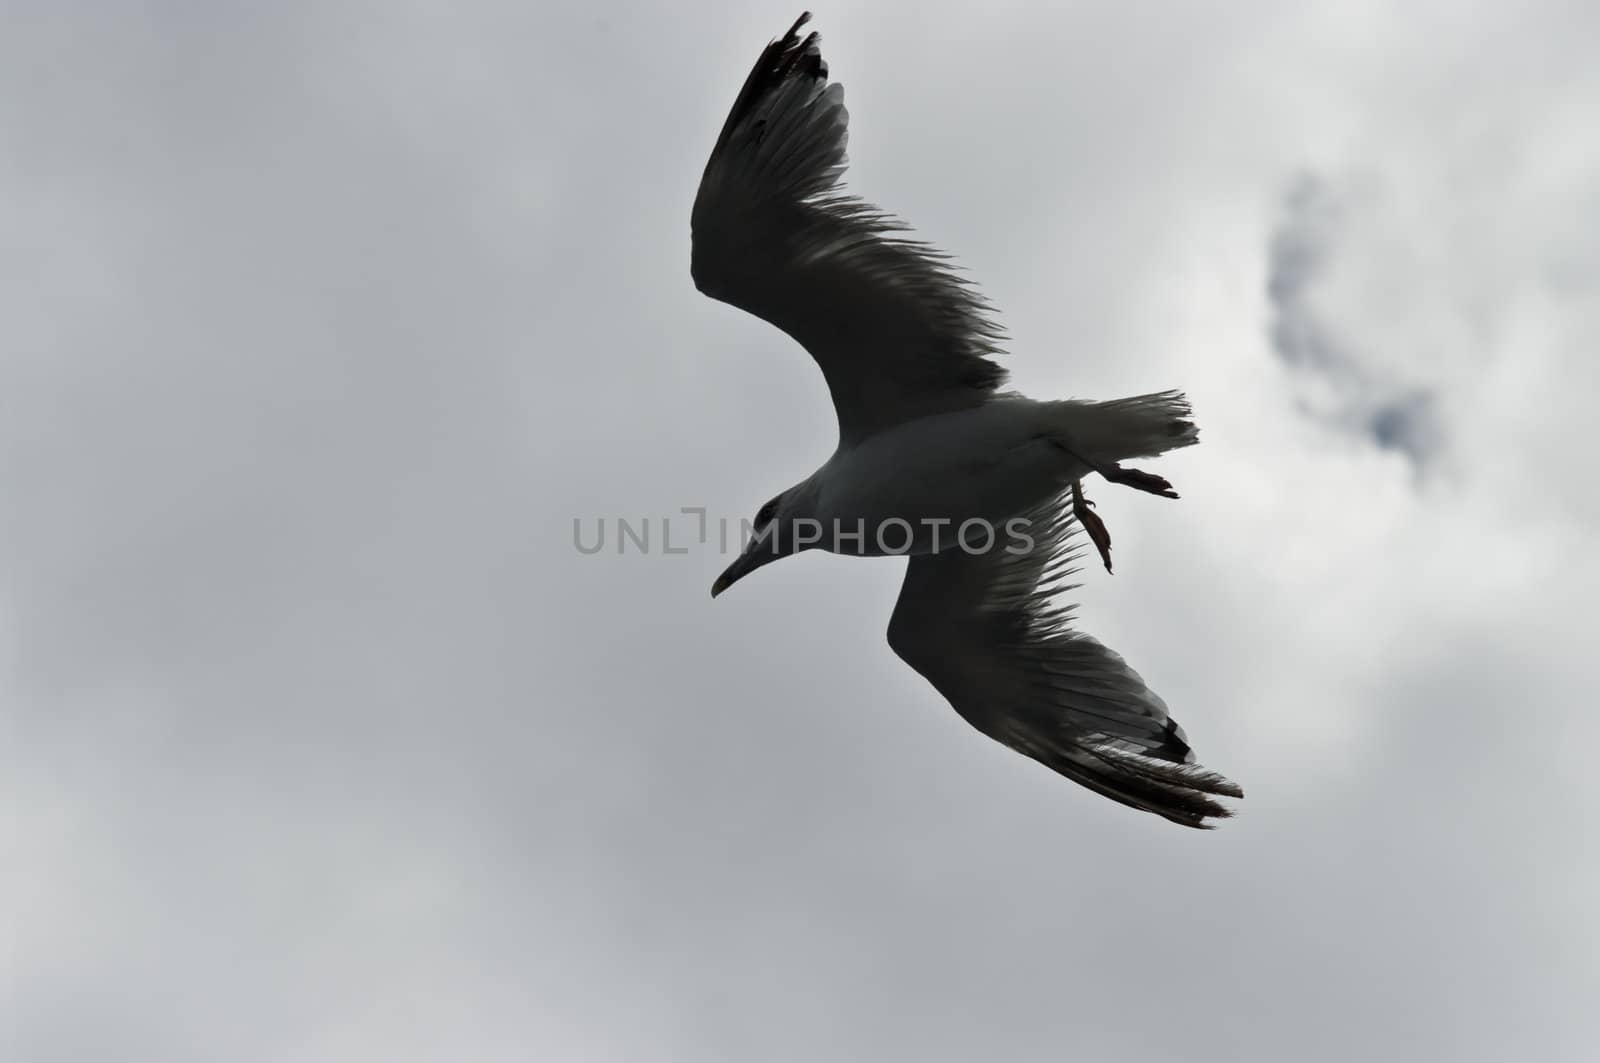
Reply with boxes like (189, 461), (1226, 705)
(692, 13), (1242, 827)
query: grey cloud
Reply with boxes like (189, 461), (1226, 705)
(1266, 174), (1347, 373)
(3, 3), (1597, 1062)
(1368, 390), (1441, 460)
(1265, 173), (1444, 468)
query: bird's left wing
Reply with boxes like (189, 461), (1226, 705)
(691, 13), (1008, 446)
(886, 498), (1243, 828)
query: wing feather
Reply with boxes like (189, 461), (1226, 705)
(692, 13), (1009, 445)
(886, 496), (1243, 828)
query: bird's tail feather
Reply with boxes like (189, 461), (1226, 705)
(1047, 389), (1199, 465)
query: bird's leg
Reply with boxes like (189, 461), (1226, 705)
(1046, 436), (1181, 501)
(1072, 479), (1114, 574)
(1049, 438), (1176, 572)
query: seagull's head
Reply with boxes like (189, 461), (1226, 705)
(710, 490), (805, 598)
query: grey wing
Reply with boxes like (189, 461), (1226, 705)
(691, 13), (1008, 446)
(886, 497), (1243, 828)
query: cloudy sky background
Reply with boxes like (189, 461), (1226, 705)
(4, 1), (1597, 1059)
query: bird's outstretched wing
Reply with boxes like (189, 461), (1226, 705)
(691, 12), (1008, 446)
(887, 497), (1243, 828)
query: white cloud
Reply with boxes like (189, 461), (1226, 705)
(3, 2), (1596, 1060)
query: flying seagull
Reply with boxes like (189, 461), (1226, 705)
(691, 13), (1242, 827)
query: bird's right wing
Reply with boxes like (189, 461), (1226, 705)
(691, 13), (1009, 446)
(887, 497), (1243, 828)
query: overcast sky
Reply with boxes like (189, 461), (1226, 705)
(4, 2), (1597, 1060)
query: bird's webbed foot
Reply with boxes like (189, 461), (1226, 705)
(1100, 462), (1179, 500)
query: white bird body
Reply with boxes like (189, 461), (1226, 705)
(801, 394), (1194, 556)
(805, 398), (1075, 556)
(693, 13), (1242, 828)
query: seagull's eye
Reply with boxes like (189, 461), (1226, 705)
(755, 499), (779, 526)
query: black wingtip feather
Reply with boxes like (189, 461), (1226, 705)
(711, 13), (828, 159)
(1154, 717), (1199, 764)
